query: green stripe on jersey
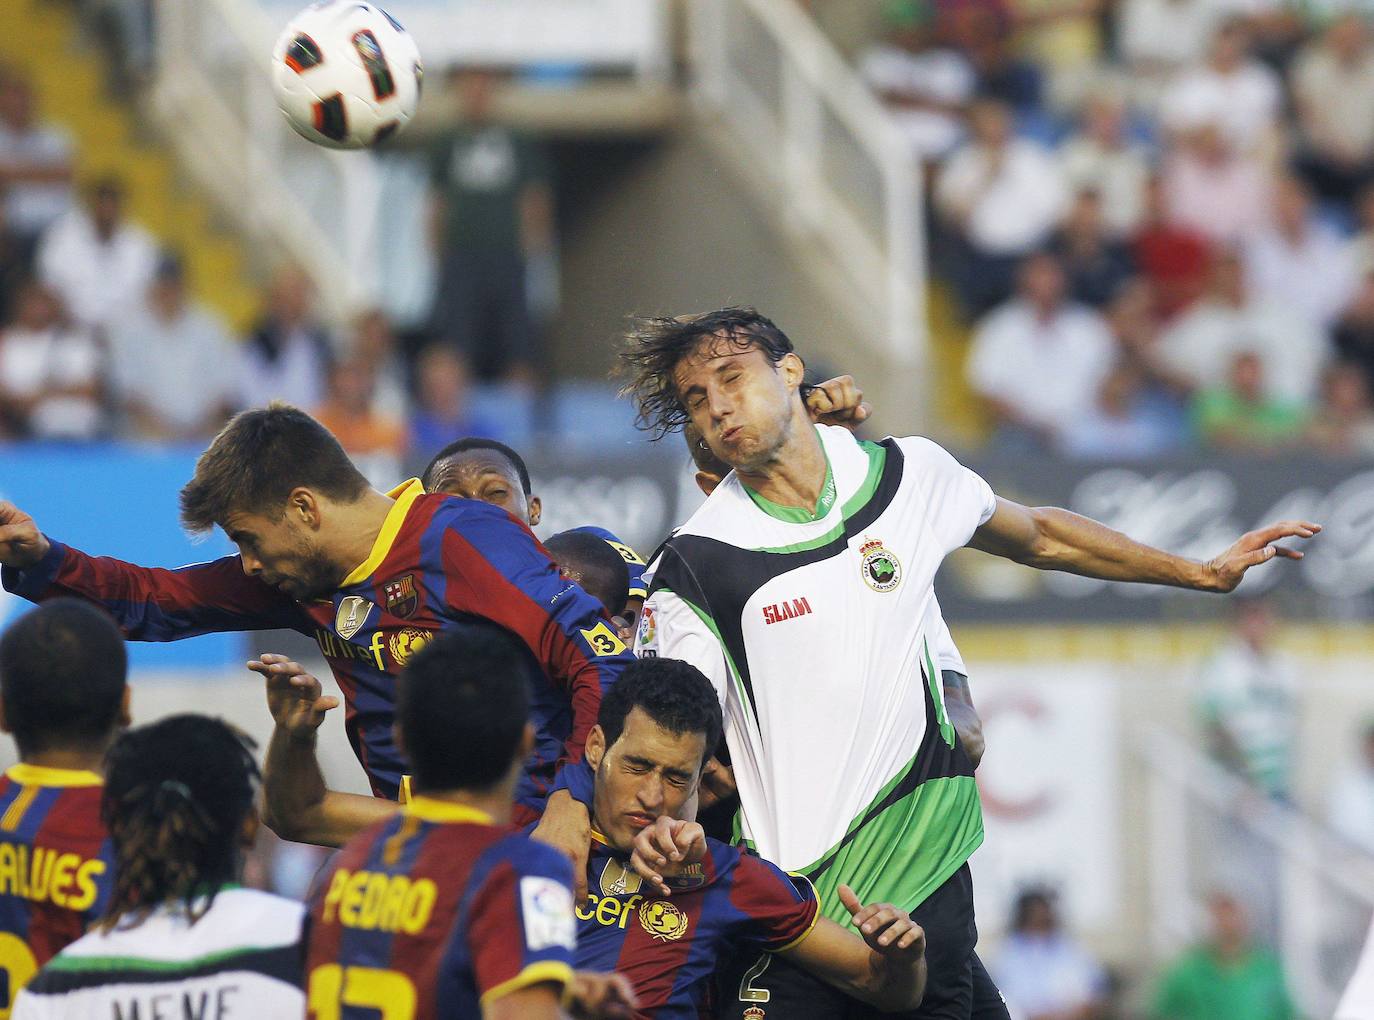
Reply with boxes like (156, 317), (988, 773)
(45, 943), (279, 976)
(751, 441), (887, 554)
(806, 774), (984, 924)
(744, 447), (837, 522)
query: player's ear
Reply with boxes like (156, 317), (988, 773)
(239, 807), (261, 849)
(519, 722), (535, 759)
(289, 488), (322, 530)
(117, 686), (132, 729)
(585, 725), (606, 771)
(527, 496), (542, 527)
(695, 471), (721, 497)
(780, 352), (806, 391)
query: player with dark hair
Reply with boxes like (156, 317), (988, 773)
(14, 715), (306, 1017)
(0, 600), (128, 1009)
(620, 306), (1319, 1019)
(544, 531), (632, 619)
(0, 403), (630, 889)
(305, 620), (636, 1020)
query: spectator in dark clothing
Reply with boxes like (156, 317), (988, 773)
(427, 68), (553, 384)
(1333, 266), (1374, 398)
(407, 344), (501, 461)
(1052, 189), (1136, 307)
(239, 265), (334, 411)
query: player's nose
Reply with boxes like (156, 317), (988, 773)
(637, 777), (665, 810)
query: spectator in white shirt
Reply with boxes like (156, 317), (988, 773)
(36, 176), (157, 333)
(1057, 91), (1151, 237)
(239, 265), (334, 411)
(0, 69), (74, 252)
(1158, 19), (1282, 156)
(1328, 723), (1374, 856)
(1243, 173), (1359, 330)
(1117, 0), (1227, 99)
(936, 98), (1070, 313)
(966, 250), (1116, 449)
(107, 253), (241, 442)
(1292, 14), (1374, 204)
(0, 278), (104, 440)
(1161, 123), (1274, 247)
(993, 888), (1109, 1020)
(1156, 250), (1326, 405)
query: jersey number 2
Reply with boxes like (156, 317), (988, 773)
(309, 964), (417, 1020)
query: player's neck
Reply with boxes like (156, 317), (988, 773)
(21, 745), (108, 775)
(735, 420), (827, 513)
(413, 786), (513, 825)
(336, 488), (406, 574)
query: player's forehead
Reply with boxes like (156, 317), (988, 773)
(616, 707), (706, 772)
(221, 509), (284, 542)
(429, 451), (523, 492)
(672, 337), (769, 394)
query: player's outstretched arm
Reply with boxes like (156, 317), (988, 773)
(0, 502), (50, 569)
(782, 884), (927, 1012)
(804, 375), (872, 428)
(253, 654), (397, 847)
(970, 497), (1320, 593)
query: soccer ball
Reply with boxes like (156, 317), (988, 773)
(271, 1), (423, 150)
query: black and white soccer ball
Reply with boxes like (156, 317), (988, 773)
(272, 1), (423, 150)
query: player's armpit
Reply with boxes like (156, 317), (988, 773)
(941, 670), (985, 769)
(482, 982), (565, 1020)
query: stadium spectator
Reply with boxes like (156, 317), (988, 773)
(1158, 20), (1282, 155)
(350, 308), (407, 420)
(1335, 264), (1374, 396)
(407, 344), (500, 459)
(1151, 890), (1296, 1020)
(1243, 173), (1358, 329)
(859, 0), (975, 161)
(1059, 361), (1186, 459)
(1160, 123), (1274, 247)
(0, 279), (104, 440)
(1306, 362), (1374, 457)
(1292, 14), (1374, 204)
(1192, 350), (1309, 452)
(1050, 189), (1136, 307)
(1328, 721), (1374, 855)
(992, 888), (1109, 1020)
(1156, 250), (1326, 405)
(966, 251), (1115, 449)
(1195, 597), (1297, 799)
(0, 194), (26, 324)
(35, 176), (157, 333)
(0, 68), (74, 255)
(312, 357), (407, 487)
(428, 67), (551, 384)
(107, 253), (240, 442)
(1057, 90), (1151, 238)
(946, 6), (1044, 112)
(1132, 173), (1213, 317)
(1116, 0), (1226, 100)
(1007, 0), (1102, 104)
(935, 97), (1069, 313)
(239, 264), (333, 411)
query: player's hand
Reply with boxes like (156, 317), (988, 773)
(1202, 520), (1321, 592)
(567, 970), (638, 1019)
(0, 502), (50, 570)
(249, 653), (339, 739)
(805, 375), (871, 429)
(532, 790), (592, 905)
(698, 758), (736, 811)
(630, 817), (707, 897)
(839, 884), (926, 960)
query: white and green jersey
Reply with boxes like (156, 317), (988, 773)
(13, 887), (305, 1019)
(636, 424), (996, 922)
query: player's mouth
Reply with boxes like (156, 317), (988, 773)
(720, 426), (744, 445)
(624, 812), (656, 830)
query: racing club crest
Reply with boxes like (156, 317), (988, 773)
(639, 899), (690, 941)
(383, 574), (418, 618)
(859, 538), (902, 593)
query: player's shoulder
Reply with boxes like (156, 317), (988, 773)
(484, 831), (576, 884)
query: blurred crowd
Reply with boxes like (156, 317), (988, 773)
(855, 0), (1374, 457)
(0, 63), (548, 475)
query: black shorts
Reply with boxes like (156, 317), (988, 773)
(715, 864), (1009, 1020)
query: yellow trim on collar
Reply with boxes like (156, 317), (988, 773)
(404, 795), (494, 826)
(341, 479), (425, 587)
(5, 764), (102, 788)
(479, 960), (574, 1007)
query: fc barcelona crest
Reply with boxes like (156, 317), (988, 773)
(383, 574), (418, 618)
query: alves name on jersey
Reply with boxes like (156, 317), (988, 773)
(307, 798), (578, 1019)
(0, 481), (634, 816)
(0, 764), (114, 1003)
(576, 833), (818, 1018)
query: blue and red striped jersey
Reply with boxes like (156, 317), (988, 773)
(305, 797), (577, 1019)
(1, 481), (634, 816)
(575, 832), (819, 1018)
(0, 764), (114, 1005)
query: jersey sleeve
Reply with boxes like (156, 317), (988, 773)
(727, 851), (821, 954)
(466, 840), (577, 1008)
(896, 437), (997, 554)
(635, 585), (729, 711)
(1, 540), (307, 640)
(571, 526), (649, 600)
(438, 505), (634, 768)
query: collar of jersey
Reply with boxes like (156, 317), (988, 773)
(404, 795), (494, 826)
(741, 445), (836, 524)
(341, 478), (425, 587)
(6, 763), (102, 787)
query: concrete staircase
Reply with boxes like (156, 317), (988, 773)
(1, 0), (260, 330)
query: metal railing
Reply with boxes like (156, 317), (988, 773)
(1139, 725), (1374, 1016)
(689, 0), (925, 369)
(150, 0), (381, 318)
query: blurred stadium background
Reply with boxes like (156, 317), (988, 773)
(1, 0), (1372, 1015)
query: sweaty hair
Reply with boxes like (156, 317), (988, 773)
(598, 658), (722, 765)
(620, 307), (804, 439)
(179, 404), (370, 534)
(397, 621), (533, 792)
(544, 531), (630, 617)
(421, 437), (531, 495)
(101, 715), (260, 929)
(0, 600), (127, 757)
